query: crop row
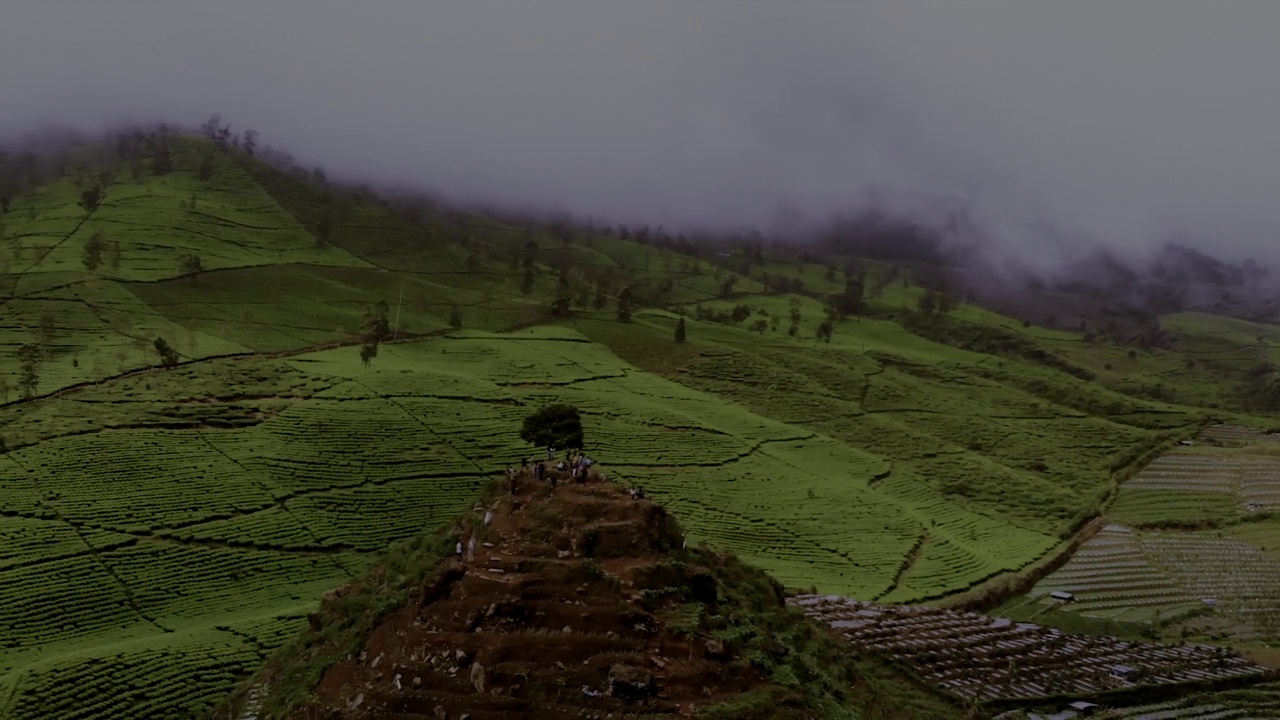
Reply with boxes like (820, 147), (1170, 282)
(4, 630), (261, 720)
(1033, 526), (1199, 617)
(12, 431), (277, 531)
(791, 596), (1270, 702)
(1199, 424), (1280, 446)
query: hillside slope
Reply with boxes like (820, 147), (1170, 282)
(223, 471), (960, 720)
(0, 131), (1276, 718)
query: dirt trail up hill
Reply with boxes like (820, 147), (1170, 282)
(292, 471), (802, 719)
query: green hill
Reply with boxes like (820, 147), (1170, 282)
(0, 131), (1274, 718)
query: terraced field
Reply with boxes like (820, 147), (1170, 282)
(1025, 428), (1280, 644)
(793, 596), (1271, 704)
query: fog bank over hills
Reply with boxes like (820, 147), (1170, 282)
(4, 2), (1280, 273)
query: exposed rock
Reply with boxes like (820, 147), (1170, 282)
(703, 639), (728, 661)
(608, 663), (654, 703)
(469, 661), (486, 693)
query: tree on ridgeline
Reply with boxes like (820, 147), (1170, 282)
(520, 404), (585, 451)
(17, 343), (41, 398)
(674, 316), (687, 343)
(448, 302), (462, 330)
(616, 286), (633, 322)
(242, 129), (258, 157)
(80, 230), (106, 270)
(149, 138), (173, 176)
(152, 337), (180, 369)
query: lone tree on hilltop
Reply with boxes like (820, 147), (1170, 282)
(153, 337), (180, 368)
(17, 344), (41, 398)
(82, 230), (107, 271)
(674, 316), (687, 343)
(520, 404), (584, 451)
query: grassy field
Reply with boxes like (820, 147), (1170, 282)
(0, 133), (1275, 717)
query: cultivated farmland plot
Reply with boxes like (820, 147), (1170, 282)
(791, 596), (1273, 704)
(1199, 424), (1280, 447)
(1031, 525), (1208, 622)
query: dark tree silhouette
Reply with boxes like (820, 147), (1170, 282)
(616, 286), (633, 322)
(78, 187), (102, 213)
(17, 344), (41, 398)
(197, 153), (215, 181)
(520, 404), (584, 451)
(551, 273), (572, 317)
(180, 254), (204, 279)
(153, 337), (180, 368)
(816, 320), (834, 343)
(521, 266), (535, 296)
(674, 316), (687, 343)
(82, 230), (107, 271)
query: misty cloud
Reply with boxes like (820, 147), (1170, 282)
(5, 1), (1280, 269)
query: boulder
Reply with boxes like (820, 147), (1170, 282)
(607, 663), (654, 703)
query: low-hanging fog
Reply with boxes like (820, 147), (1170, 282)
(4, 1), (1280, 273)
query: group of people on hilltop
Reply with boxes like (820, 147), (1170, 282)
(506, 447), (598, 492)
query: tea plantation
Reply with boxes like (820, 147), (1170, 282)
(0, 135), (1271, 718)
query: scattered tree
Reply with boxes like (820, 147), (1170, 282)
(448, 302), (462, 329)
(750, 318), (769, 334)
(520, 404), (585, 451)
(152, 337), (180, 368)
(17, 344), (40, 397)
(520, 266), (535, 296)
(917, 291), (937, 315)
(180, 254), (204, 278)
(359, 300), (391, 367)
(551, 272), (572, 317)
(82, 230), (107, 271)
(816, 320), (834, 343)
(197, 153), (215, 181)
(242, 129), (259, 156)
(316, 216), (332, 247)
(674, 316), (687, 343)
(616, 286), (633, 322)
(36, 312), (57, 357)
(78, 187), (102, 213)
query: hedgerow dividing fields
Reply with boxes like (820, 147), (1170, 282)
(792, 596), (1270, 704)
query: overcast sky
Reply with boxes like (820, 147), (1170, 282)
(4, 1), (1280, 269)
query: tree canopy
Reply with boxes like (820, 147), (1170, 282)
(520, 404), (584, 450)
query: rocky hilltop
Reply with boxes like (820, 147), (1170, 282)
(222, 468), (957, 720)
